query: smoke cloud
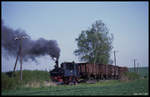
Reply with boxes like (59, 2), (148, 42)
(2, 20), (60, 62)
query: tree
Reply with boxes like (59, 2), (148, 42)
(74, 20), (113, 64)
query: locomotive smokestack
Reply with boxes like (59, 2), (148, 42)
(55, 58), (59, 68)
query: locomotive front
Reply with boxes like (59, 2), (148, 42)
(50, 61), (80, 84)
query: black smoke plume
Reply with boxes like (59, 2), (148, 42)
(2, 20), (60, 62)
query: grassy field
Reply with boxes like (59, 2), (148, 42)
(1, 67), (149, 96)
(2, 78), (148, 96)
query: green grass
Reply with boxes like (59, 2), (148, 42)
(1, 67), (149, 96)
(2, 78), (148, 96)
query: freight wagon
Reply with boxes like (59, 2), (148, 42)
(50, 61), (128, 84)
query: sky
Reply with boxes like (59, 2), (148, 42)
(1, 1), (149, 72)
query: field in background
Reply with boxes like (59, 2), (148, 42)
(128, 67), (149, 77)
(1, 67), (149, 96)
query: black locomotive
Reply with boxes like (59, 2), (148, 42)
(50, 61), (79, 84)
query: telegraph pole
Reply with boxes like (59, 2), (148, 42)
(137, 62), (140, 73)
(114, 50), (118, 79)
(114, 51), (116, 67)
(134, 59), (137, 73)
(13, 36), (27, 80)
(20, 39), (23, 80)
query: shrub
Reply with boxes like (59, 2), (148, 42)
(120, 72), (140, 81)
(1, 70), (51, 90)
(1, 73), (18, 90)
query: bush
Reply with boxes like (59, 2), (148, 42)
(1, 70), (51, 90)
(1, 73), (18, 90)
(120, 72), (140, 81)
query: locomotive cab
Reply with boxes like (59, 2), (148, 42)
(61, 62), (79, 77)
(61, 62), (80, 84)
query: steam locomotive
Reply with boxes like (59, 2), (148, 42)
(50, 60), (128, 84)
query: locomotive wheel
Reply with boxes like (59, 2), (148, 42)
(63, 77), (69, 84)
